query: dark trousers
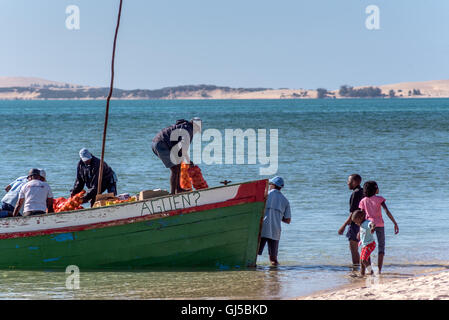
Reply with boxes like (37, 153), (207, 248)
(258, 237), (279, 259)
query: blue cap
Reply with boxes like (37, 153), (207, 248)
(79, 148), (92, 162)
(269, 176), (284, 188)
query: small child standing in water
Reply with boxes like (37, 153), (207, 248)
(358, 181), (399, 274)
(351, 209), (376, 276)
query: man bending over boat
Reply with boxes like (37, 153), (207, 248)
(13, 168), (54, 217)
(152, 118), (201, 194)
(258, 176), (291, 266)
(1, 174), (28, 218)
(71, 148), (117, 207)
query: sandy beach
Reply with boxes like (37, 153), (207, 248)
(298, 269), (449, 300)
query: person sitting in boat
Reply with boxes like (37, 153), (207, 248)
(70, 148), (117, 207)
(258, 176), (291, 266)
(38, 168), (47, 182)
(13, 168), (54, 217)
(152, 118), (201, 194)
(0, 174), (29, 218)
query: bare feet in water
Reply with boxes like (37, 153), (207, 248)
(270, 260), (279, 266)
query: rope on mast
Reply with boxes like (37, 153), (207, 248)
(97, 0), (123, 198)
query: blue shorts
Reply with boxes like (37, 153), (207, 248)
(1, 202), (14, 212)
(346, 222), (360, 242)
(0, 211), (10, 218)
(152, 141), (176, 168)
(0, 202), (14, 218)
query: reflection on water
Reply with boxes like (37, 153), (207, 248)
(1, 263), (447, 299)
(0, 268), (285, 300)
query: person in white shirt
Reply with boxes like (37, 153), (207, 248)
(1, 175), (29, 217)
(13, 168), (54, 217)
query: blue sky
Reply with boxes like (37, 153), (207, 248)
(1, 0), (448, 90)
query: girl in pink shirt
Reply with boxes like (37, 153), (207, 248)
(358, 181), (399, 274)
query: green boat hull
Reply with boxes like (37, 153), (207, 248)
(0, 202), (264, 270)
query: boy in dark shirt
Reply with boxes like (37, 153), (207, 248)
(338, 174), (364, 266)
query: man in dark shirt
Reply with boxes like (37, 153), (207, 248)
(71, 148), (117, 207)
(338, 174), (364, 266)
(152, 118), (201, 194)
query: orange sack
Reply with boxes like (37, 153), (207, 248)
(180, 162), (193, 191)
(187, 165), (208, 190)
(53, 190), (86, 213)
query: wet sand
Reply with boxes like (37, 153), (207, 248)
(296, 269), (449, 300)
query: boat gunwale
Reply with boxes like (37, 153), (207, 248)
(0, 179), (268, 239)
(3, 179), (266, 221)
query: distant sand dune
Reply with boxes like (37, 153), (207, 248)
(1, 77), (449, 99)
(376, 79), (449, 97)
(0, 76), (79, 88)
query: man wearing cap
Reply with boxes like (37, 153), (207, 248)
(37, 168), (47, 182)
(152, 118), (201, 194)
(258, 176), (291, 266)
(0, 175), (29, 217)
(13, 168), (54, 217)
(71, 148), (117, 207)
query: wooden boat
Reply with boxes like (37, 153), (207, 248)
(0, 179), (267, 270)
(0, 3), (269, 271)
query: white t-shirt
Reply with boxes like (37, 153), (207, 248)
(19, 179), (53, 213)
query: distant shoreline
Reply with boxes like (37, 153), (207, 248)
(2, 97), (449, 101)
(2, 96), (449, 101)
(1, 77), (449, 100)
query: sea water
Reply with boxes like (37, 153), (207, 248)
(0, 98), (448, 299)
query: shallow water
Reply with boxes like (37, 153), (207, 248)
(1, 98), (448, 299)
(0, 264), (447, 299)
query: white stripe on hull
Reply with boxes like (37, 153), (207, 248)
(0, 185), (239, 235)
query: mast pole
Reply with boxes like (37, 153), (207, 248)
(97, 0), (123, 198)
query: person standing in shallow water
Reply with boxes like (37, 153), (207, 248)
(358, 180), (399, 274)
(338, 174), (364, 267)
(351, 209), (376, 276)
(258, 176), (291, 266)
